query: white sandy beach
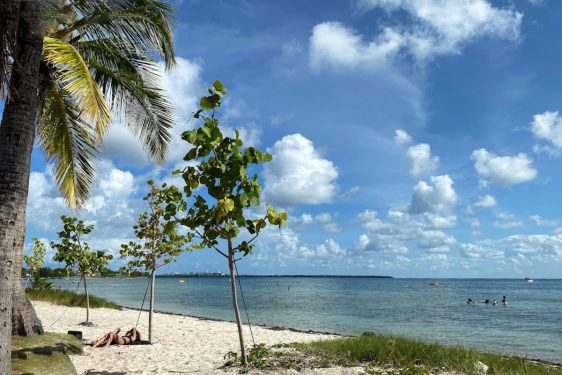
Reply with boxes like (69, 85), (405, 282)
(33, 301), (371, 374)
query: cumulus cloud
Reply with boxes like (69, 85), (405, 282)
(529, 215), (558, 227)
(394, 129), (412, 145)
(410, 175), (457, 214)
(461, 234), (562, 266)
(467, 194), (497, 213)
(310, 0), (522, 71)
(358, 0), (521, 59)
(471, 148), (537, 187)
(493, 212), (523, 229)
(263, 134), (338, 206)
(27, 159), (143, 263)
(530, 111), (562, 157)
(309, 22), (404, 71)
(406, 143), (439, 176)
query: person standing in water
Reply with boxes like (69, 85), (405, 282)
(502, 296), (508, 305)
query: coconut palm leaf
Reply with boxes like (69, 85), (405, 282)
(42, 36), (111, 138)
(53, 0), (175, 67)
(76, 37), (173, 162)
(38, 81), (97, 208)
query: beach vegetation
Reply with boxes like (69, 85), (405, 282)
(120, 181), (190, 343)
(165, 81), (287, 365)
(281, 334), (561, 375)
(51, 215), (113, 325)
(26, 289), (121, 310)
(24, 238), (52, 291)
(12, 332), (82, 375)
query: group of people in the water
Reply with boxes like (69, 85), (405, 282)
(466, 296), (508, 306)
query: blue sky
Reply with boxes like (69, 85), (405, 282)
(15, 0), (562, 277)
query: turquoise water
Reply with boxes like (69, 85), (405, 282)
(50, 277), (562, 362)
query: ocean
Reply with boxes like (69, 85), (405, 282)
(49, 277), (562, 363)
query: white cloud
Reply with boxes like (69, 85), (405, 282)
(407, 143), (439, 176)
(530, 111), (562, 157)
(309, 22), (404, 71)
(394, 129), (412, 145)
(467, 194), (497, 213)
(529, 215), (558, 227)
(461, 234), (562, 266)
(27, 159), (143, 263)
(358, 0), (522, 60)
(471, 148), (537, 187)
(410, 175), (457, 214)
(263, 134), (338, 206)
(310, 0), (522, 71)
(315, 212), (333, 223)
(493, 212), (523, 229)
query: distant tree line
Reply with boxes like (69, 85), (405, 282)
(21, 267), (149, 278)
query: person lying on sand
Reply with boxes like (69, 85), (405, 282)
(93, 327), (141, 348)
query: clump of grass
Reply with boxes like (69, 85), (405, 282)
(287, 334), (561, 375)
(12, 332), (82, 375)
(27, 288), (121, 310)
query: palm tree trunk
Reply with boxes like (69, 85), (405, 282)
(0, 1), (44, 371)
(149, 267), (156, 343)
(227, 239), (247, 365)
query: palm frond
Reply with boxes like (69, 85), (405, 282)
(43, 36), (111, 139)
(77, 38), (172, 162)
(38, 81), (98, 208)
(54, 0), (175, 68)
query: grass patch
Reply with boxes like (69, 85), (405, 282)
(27, 288), (121, 310)
(283, 334), (562, 375)
(12, 332), (82, 375)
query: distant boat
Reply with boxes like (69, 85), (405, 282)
(178, 279), (185, 283)
(429, 280), (438, 287)
(524, 276), (534, 283)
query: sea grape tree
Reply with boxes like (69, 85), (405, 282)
(24, 238), (52, 290)
(51, 215), (113, 324)
(166, 81), (287, 365)
(120, 181), (190, 343)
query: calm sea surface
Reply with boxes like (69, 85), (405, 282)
(50, 277), (562, 362)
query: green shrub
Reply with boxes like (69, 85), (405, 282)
(27, 288), (121, 310)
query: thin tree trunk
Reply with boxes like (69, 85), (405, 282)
(227, 239), (247, 365)
(149, 267), (156, 344)
(0, 1), (44, 371)
(83, 274), (89, 323)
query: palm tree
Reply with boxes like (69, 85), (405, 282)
(0, 1), (176, 357)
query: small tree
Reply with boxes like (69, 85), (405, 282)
(167, 81), (287, 365)
(51, 215), (113, 325)
(120, 181), (190, 343)
(24, 238), (52, 290)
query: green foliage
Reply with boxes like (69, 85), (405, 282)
(247, 344), (272, 369)
(26, 289), (121, 310)
(289, 334), (561, 375)
(120, 181), (190, 273)
(24, 238), (52, 290)
(51, 215), (113, 276)
(168, 80), (287, 256)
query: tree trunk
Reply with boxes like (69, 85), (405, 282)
(83, 274), (89, 323)
(149, 268), (155, 343)
(227, 240), (247, 365)
(0, 1), (44, 371)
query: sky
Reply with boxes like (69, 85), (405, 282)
(11, 0), (562, 278)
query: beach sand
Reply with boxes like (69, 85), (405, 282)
(33, 301), (370, 374)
